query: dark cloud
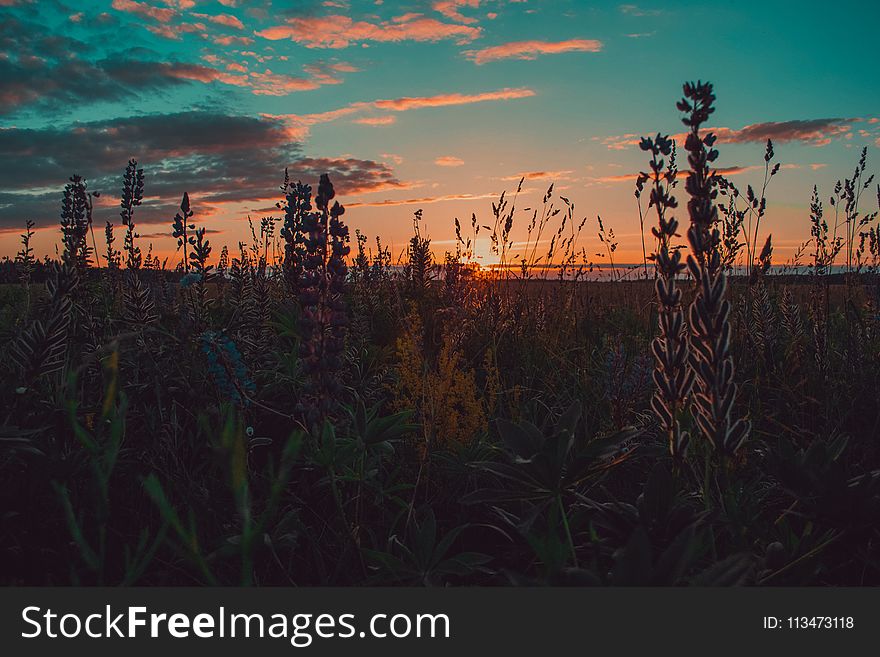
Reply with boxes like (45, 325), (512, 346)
(0, 111), (402, 230)
(717, 119), (857, 146)
(0, 12), (208, 115)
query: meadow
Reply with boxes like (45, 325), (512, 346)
(1, 82), (879, 586)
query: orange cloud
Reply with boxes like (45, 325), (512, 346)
(112, 0), (176, 22)
(193, 12), (245, 30)
(435, 155), (464, 166)
(433, 0), (481, 24)
(501, 170), (573, 181)
(162, 57), (353, 96)
(591, 166), (753, 184)
(213, 35), (255, 46)
(373, 87), (535, 111)
(353, 115), (397, 126)
(600, 133), (642, 150)
(140, 63), (247, 86)
(347, 192), (499, 208)
(275, 87), (536, 136)
(255, 13), (481, 48)
(466, 38), (603, 64)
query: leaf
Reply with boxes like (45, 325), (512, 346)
(496, 418), (542, 459)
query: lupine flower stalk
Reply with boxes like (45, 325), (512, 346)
(639, 133), (693, 459)
(294, 174), (350, 426)
(171, 192), (195, 272)
(678, 81), (749, 458)
(120, 159), (144, 270)
(60, 175), (93, 272)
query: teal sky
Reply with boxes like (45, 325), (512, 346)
(1, 0), (878, 264)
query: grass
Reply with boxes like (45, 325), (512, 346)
(0, 81), (879, 586)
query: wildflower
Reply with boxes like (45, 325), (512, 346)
(679, 81), (749, 458)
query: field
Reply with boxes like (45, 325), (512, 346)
(1, 82), (879, 587)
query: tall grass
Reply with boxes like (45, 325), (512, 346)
(1, 81), (879, 586)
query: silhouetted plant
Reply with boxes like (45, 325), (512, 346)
(60, 175), (94, 273)
(404, 209), (434, 296)
(16, 220), (36, 286)
(171, 192), (195, 272)
(187, 224), (213, 325)
(280, 170), (310, 292)
(678, 81), (749, 458)
(295, 174), (350, 426)
(639, 133), (692, 459)
(120, 159), (144, 270)
(104, 221), (121, 272)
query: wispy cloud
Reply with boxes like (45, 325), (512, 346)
(372, 87), (535, 111)
(347, 192), (499, 208)
(276, 87), (536, 135)
(500, 170), (573, 181)
(590, 166), (754, 184)
(619, 4), (662, 17)
(435, 155), (465, 166)
(353, 115), (397, 126)
(465, 38), (603, 64)
(256, 13), (481, 48)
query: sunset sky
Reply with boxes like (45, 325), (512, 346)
(1, 0), (878, 267)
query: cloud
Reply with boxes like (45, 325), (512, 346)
(347, 192), (499, 208)
(372, 87), (535, 111)
(274, 87), (536, 137)
(599, 133), (642, 150)
(192, 12), (245, 30)
(255, 13), (481, 48)
(146, 22), (206, 40)
(213, 35), (255, 46)
(111, 0), (176, 22)
(500, 170), (574, 181)
(600, 118), (860, 151)
(244, 66), (350, 95)
(432, 0), (481, 24)
(0, 53), (240, 115)
(0, 112), (402, 229)
(590, 166), (753, 184)
(713, 119), (858, 146)
(352, 115), (397, 126)
(619, 4), (661, 16)
(435, 156), (464, 167)
(465, 38), (603, 64)
(0, 17), (352, 115)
